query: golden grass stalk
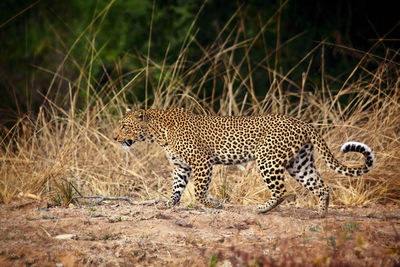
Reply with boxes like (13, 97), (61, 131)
(0, 4), (399, 210)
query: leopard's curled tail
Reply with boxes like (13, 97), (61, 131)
(307, 126), (375, 176)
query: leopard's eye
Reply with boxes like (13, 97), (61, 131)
(121, 124), (126, 130)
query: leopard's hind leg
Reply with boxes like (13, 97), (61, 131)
(255, 145), (291, 214)
(286, 143), (330, 217)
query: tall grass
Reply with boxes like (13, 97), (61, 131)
(0, 4), (399, 209)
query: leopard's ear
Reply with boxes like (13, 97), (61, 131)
(126, 108), (132, 113)
(137, 109), (146, 121)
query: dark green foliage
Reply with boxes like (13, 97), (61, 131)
(0, 0), (398, 123)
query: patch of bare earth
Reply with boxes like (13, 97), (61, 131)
(0, 200), (399, 266)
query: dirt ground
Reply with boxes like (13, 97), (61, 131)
(0, 199), (399, 267)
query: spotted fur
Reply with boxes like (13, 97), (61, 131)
(113, 108), (375, 217)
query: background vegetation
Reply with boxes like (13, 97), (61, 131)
(0, 0), (399, 207)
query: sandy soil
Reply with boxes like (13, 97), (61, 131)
(0, 199), (399, 266)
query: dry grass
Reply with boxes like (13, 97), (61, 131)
(0, 5), (399, 210)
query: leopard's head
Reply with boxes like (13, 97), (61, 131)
(113, 109), (150, 147)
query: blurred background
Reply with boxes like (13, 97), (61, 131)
(1, 0), (399, 125)
(0, 0), (399, 206)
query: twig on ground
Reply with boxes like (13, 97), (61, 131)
(61, 178), (84, 197)
(61, 178), (167, 206)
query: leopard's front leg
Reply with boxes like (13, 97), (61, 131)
(169, 162), (192, 206)
(192, 161), (223, 208)
(165, 150), (192, 206)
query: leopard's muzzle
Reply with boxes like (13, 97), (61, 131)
(122, 139), (133, 147)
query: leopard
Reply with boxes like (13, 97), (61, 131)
(113, 108), (374, 217)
